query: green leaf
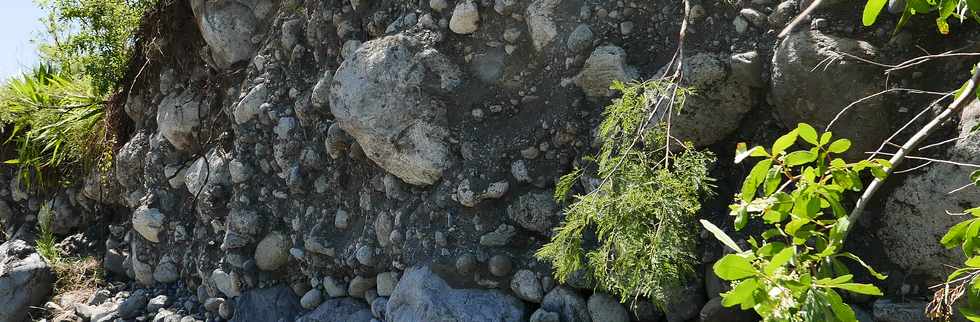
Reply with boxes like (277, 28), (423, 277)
(893, 6), (912, 35)
(948, 267), (975, 282)
(734, 207), (749, 231)
(936, 0), (957, 34)
(969, 207), (980, 218)
(772, 129), (798, 156)
(741, 159), (772, 201)
(721, 278), (759, 308)
(785, 151), (818, 167)
(762, 228), (784, 239)
(870, 166), (888, 180)
(701, 220), (743, 252)
(830, 216), (851, 246)
(825, 289), (858, 322)
(827, 139), (852, 154)
(764, 166), (782, 195)
(786, 218), (811, 237)
(959, 307), (980, 322)
(798, 123), (819, 145)
(972, 170), (980, 187)
(765, 246), (796, 275)
(763, 209), (788, 224)
(942, 220), (972, 249)
(714, 254), (757, 280)
(967, 220), (980, 254)
(735, 143), (768, 164)
(967, 256), (980, 268)
(835, 283), (883, 296)
(837, 252), (888, 280)
(817, 274), (854, 286)
(863, 0), (888, 26)
(820, 132), (833, 146)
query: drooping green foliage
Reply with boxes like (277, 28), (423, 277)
(35, 202), (60, 263)
(0, 0), (156, 190)
(537, 80), (716, 306)
(929, 171), (980, 321)
(37, 0), (156, 95)
(863, 0), (980, 34)
(0, 64), (106, 190)
(703, 124), (890, 322)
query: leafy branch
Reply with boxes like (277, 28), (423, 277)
(844, 63), (980, 241)
(704, 123), (890, 322)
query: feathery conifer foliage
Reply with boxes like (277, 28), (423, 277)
(537, 80), (716, 305)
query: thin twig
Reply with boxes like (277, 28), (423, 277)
(867, 92), (954, 160)
(833, 47), (980, 74)
(919, 134), (973, 151)
(948, 182), (977, 195)
(777, 0), (822, 38)
(864, 152), (980, 168)
(893, 161), (933, 174)
(825, 88), (950, 131)
(844, 62), (980, 241)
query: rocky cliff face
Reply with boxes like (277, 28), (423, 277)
(1, 0), (979, 321)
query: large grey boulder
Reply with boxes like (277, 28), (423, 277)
(230, 285), (304, 322)
(329, 33), (461, 185)
(183, 149), (231, 195)
(699, 297), (758, 322)
(541, 286), (591, 322)
(190, 0), (272, 69)
(652, 53), (755, 147)
(132, 206), (165, 243)
(507, 192), (557, 233)
(0, 239), (54, 322)
(876, 101), (980, 282)
(771, 30), (887, 159)
(872, 299), (930, 322)
(254, 232), (290, 271)
(114, 131), (149, 197)
(296, 298), (373, 322)
(47, 192), (80, 235)
(575, 46), (635, 98)
(586, 293), (628, 322)
(525, 0), (582, 53)
(386, 266), (527, 322)
(526, 0), (561, 51)
(157, 88), (208, 152)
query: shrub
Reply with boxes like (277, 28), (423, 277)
(0, 0), (157, 190)
(703, 123), (889, 322)
(0, 64), (107, 190)
(537, 80), (716, 306)
(863, 0), (980, 34)
(37, 0), (157, 95)
(35, 203), (59, 263)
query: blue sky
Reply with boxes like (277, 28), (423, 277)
(0, 2), (46, 80)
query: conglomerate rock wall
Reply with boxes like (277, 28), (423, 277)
(1, 0), (979, 321)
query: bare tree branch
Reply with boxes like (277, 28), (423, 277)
(825, 88), (950, 131)
(777, 0), (823, 38)
(844, 62), (980, 241)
